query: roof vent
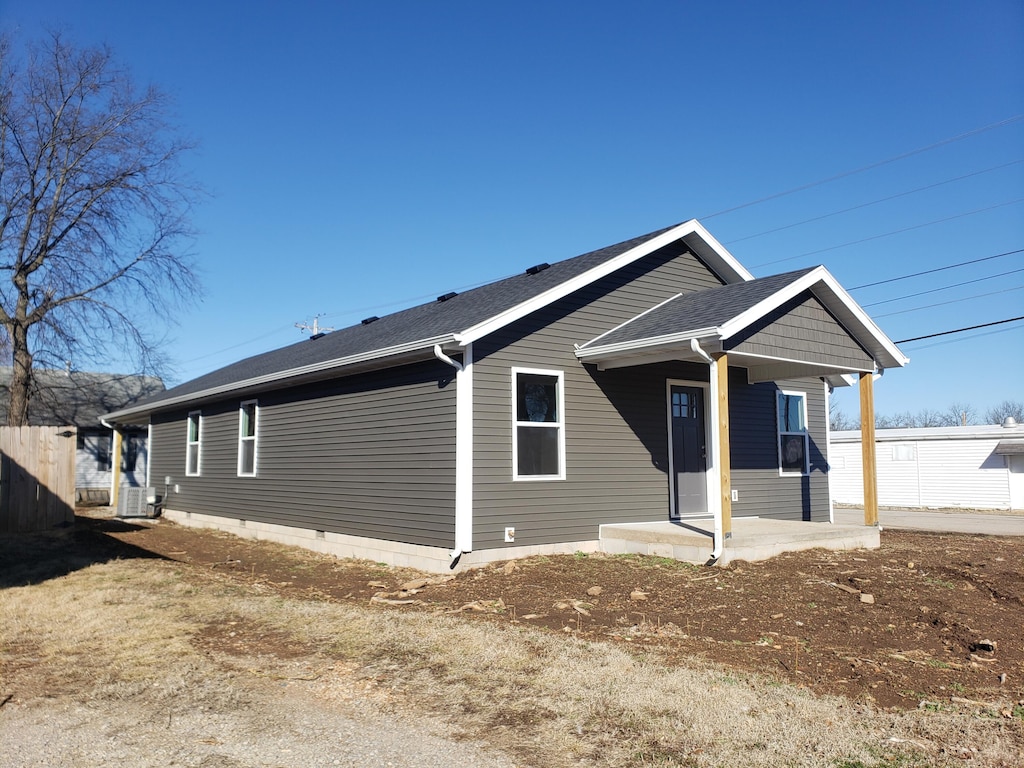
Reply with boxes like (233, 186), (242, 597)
(1003, 416), (1019, 428)
(525, 262), (550, 275)
(361, 316), (379, 325)
(309, 332), (326, 341)
(437, 292), (458, 303)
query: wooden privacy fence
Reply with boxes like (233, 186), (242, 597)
(0, 426), (77, 533)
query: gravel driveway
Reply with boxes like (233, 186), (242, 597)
(1, 662), (519, 768)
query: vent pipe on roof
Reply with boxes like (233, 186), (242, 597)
(525, 262), (550, 275)
(437, 292), (458, 303)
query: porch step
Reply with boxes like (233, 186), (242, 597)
(599, 518), (880, 566)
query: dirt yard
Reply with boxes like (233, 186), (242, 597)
(81, 512), (1023, 709)
(2, 510), (1023, 767)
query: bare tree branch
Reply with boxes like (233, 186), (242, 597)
(0, 31), (202, 424)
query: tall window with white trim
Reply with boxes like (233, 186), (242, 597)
(777, 391), (809, 475)
(186, 411), (202, 476)
(238, 400), (258, 476)
(512, 368), (565, 480)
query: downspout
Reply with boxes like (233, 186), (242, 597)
(689, 339), (724, 563)
(101, 418), (122, 510)
(433, 344), (473, 564)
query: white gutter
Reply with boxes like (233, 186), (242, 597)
(575, 327), (721, 362)
(433, 344), (474, 565)
(689, 339), (725, 563)
(102, 334), (458, 423)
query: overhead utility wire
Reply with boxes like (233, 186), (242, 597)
(850, 248), (1024, 290)
(861, 267), (1024, 307)
(905, 324), (1021, 351)
(896, 316), (1024, 344)
(725, 159), (1023, 244)
(700, 114), (1024, 221)
(752, 198), (1024, 267)
(875, 284), (1024, 318)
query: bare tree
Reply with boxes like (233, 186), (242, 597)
(828, 399), (858, 431)
(986, 399), (1024, 425)
(944, 401), (978, 427)
(0, 32), (200, 425)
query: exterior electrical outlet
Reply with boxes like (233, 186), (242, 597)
(731, 489), (738, 502)
(505, 527), (515, 543)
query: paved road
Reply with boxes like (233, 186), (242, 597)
(834, 507), (1024, 536)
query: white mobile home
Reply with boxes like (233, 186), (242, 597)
(830, 422), (1024, 511)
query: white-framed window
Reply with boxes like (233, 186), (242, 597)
(776, 390), (809, 475)
(186, 411), (202, 476)
(512, 367), (565, 480)
(237, 399), (259, 477)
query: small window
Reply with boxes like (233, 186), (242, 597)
(237, 400), (259, 476)
(512, 368), (565, 480)
(95, 434), (112, 472)
(777, 391), (809, 475)
(893, 444), (916, 461)
(186, 411), (202, 476)
(122, 434), (140, 472)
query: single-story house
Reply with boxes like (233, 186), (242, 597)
(102, 220), (907, 571)
(0, 367), (164, 503)
(830, 421), (1024, 511)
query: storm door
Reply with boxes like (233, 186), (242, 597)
(669, 384), (708, 517)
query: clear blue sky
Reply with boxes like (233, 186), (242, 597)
(2, 1), (1022, 420)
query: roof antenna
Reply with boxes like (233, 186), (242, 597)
(295, 314), (334, 341)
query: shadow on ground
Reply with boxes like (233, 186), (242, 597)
(0, 514), (168, 588)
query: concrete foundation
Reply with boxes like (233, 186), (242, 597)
(157, 509), (877, 573)
(160, 508), (598, 573)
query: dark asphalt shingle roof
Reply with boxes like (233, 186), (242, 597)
(0, 368), (164, 428)
(580, 267), (819, 349)
(130, 224), (678, 410)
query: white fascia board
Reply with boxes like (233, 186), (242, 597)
(574, 327), (721, 362)
(826, 373), (861, 388)
(456, 219), (752, 346)
(102, 333), (459, 423)
(680, 220), (755, 282)
(718, 266), (909, 370)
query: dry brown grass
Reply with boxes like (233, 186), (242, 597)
(2, 554), (1021, 767)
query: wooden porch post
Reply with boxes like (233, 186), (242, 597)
(715, 354), (732, 538)
(110, 428), (123, 510)
(859, 373), (878, 526)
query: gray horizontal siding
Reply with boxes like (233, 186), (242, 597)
(149, 360), (457, 547)
(728, 370), (830, 522)
(729, 293), (873, 370)
(473, 240), (723, 549)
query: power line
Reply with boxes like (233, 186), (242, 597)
(850, 248), (1024, 290)
(725, 159), (1024, 245)
(700, 114), (1024, 221)
(861, 266), (1024, 307)
(751, 198), (1024, 268)
(875, 285), (1024, 318)
(903, 323), (1022, 351)
(895, 315), (1024, 344)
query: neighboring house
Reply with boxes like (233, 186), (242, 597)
(0, 368), (165, 503)
(102, 220), (906, 572)
(830, 422), (1024, 511)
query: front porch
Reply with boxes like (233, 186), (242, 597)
(600, 517), (880, 566)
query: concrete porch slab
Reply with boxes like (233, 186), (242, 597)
(599, 517), (880, 566)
